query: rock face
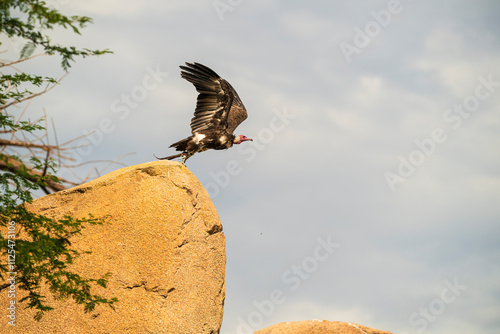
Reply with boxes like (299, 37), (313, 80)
(0, 161), (225, 334)
(254, 320), (393, 334)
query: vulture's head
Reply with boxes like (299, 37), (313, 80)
(234, 135), (253, 144)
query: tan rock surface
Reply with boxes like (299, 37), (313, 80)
(254, 320), (393, 334)
(0, 160), (225, 334)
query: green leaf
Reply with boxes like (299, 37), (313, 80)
(20, 41), (36, 59)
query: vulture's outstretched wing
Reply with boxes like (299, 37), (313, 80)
(180, 62), (248, 135)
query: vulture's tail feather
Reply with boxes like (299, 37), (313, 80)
(169, 137), (191, 151)
(154, 153), (184, 160)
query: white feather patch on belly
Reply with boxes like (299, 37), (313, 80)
(193, 133), (206, 143)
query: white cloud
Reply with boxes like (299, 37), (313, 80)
(50, 1), (199, 18)
(279, 10), (349, 43)
(412, 25), (500, 97)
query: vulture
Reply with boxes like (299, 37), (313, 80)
(156, 62), (252, 164)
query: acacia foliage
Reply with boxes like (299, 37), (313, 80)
(0, 0), (116, 321)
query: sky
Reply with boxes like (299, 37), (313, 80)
(2, 1), (500, 333)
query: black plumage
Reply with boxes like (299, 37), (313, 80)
(156, 62), (252, 163)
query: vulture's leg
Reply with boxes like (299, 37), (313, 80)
(181, 153), (188, 165)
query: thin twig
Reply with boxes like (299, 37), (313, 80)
(86, 167), (98, 181)
(0, 53), (49, 68)
(0, 73), (67, 111)
(58, 131), (95, 147)
(51, 117), (61, 166)
(0, 138), (60, 150)
(99, 152), (134, 173)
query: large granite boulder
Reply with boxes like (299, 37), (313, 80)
(0, 161), (225, 333)
(254, 320), (393, 334)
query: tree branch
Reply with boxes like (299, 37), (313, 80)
(0, 154), (67, 193)
(0, 138), (61, 150)
(0, 74), (66, 111)
(0, 53), (49, 68)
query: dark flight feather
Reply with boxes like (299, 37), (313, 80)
(155, 62), (251, 163)
(180, 62), (248, 135)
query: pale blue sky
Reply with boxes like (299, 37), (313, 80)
(4, 1), (500, 333)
